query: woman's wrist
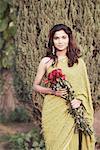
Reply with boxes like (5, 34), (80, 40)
(51, 90), (56, 95)
(49, 89), (56, 95)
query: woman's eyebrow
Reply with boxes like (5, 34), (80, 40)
(53, 36), (59, 38)
(54, 34), (67, 37)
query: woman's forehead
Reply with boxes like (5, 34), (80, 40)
(53, 30), (68, 37)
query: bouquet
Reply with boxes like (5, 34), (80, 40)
(44, 68), (93, 136)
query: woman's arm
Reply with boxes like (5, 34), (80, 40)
(33, 58), (67, 96)
(33, 58), (53, 95)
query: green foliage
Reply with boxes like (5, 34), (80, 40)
(0, 0), (16, 70)
(0, 111), (7, 123)
(8, 128), (45, 150)
(0, 18), (8, 32)
(8, 106), (31, 123)
(0, 134), (10, 143)
(0, 1), (7, 16)
(0, 106), (31, 123)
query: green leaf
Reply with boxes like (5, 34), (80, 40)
(39, 139), (45, 148)
(17, 137), (24, 145)
(5, 43), (15, 53)
(0, 18), (8, 32)
(4, 0), (13, 6)
(0, 38), (4, 49)
(32, 141), (39, 147)
(10, 12), (17, 21)
(2, 56), (8, 68)
(3, 25), (17, 40)
(3, 30), (9, 40)
(8, 25), (17, 36)
(0, 12), (4, 19)
(0, 1), (7, 14)
(25, 133), (32, 142)
(2, 51), (14, 69)
(2, 43), (15, 61)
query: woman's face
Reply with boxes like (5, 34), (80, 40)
(53, 30), (69, 51)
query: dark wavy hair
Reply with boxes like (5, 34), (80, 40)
(46, 24), (81, 67)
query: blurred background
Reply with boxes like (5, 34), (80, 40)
(0, 0), (100, 149)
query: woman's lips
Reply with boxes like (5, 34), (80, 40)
(57, 45), (64, 47)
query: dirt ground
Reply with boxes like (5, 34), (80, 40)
(94, 109), (100, 137)
(0, 110), (100, 150)
(94, 109), (100, 150)
(0, 122), (35, 150)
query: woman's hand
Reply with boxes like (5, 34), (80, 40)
(71, 99), (81, 109)
(53, 89), (67, 97)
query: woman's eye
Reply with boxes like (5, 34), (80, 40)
(62, 36), (67, 39)
(54, 37), (59, 40)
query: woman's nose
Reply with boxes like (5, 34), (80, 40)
(58, 38), (63, 43)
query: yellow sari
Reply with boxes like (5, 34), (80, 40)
(42, 58), (95, 150)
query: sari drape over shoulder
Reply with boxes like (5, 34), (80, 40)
(42, 58), (95, 150)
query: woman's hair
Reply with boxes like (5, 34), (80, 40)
(46, 24), (81, 67)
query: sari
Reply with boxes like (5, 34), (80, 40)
(42, 58), (95, 150)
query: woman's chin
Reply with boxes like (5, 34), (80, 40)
(57, 48), (67, 51)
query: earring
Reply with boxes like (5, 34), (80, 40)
(52, 46), (55, 55)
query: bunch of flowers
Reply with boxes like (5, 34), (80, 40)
(44, 68), (93, 136)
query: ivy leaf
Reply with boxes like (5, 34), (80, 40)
(2, 55), (13, 68)
(4, 0), (13, 6)
(32, 141), (39, 147)
(0, 18), (8, 32)
(2, 56), (8, 68)
(8, 25), (17, 36)
(25, 133), (32, 142)
(1, 43), (15, 68)
(3, 30), (9, 40)
(0, 1), (7, 14)
(0, 12), (4, 19)
(3, 25), (17, 40)
(4, 44), (15, 58)
(0, 38), (4, 49)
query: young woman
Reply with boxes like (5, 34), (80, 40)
(33, 24), (95, 150)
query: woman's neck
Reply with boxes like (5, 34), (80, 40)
(56, 50), (67, 57)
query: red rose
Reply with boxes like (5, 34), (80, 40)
(45, 69), (66, 85)
(61, 75), (66, 80)
(57, 69), (63, 75)
(52, 70), (57, 76)
(48, 72), (53, 80)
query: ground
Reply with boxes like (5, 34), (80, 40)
(0, 110), (100, 150)
(0, 122), (35, 150)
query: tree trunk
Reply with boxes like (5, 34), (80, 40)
(13, 0), (100, 126)
(0, 70), (16, 115)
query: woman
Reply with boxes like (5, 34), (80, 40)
(33, 24), (95, 150)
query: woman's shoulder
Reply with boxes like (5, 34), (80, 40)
(39, 57), (52, 67)
(40, 57), (51, 63)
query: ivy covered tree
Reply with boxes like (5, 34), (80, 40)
(13, 0), (100, 125)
